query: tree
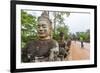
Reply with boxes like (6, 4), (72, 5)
(52, 12), (70, 40)
(53, 25), (69, 40)
(53, 12), (70, 33)
(21, 10), (37, 48)
(75, 29), (90, 42)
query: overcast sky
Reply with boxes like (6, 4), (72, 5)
(24, 10), (90, 34)
(65, 13), (90, 33)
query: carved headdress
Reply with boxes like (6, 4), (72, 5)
(38, 11), (52, 24)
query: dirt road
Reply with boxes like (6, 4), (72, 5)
(66, 41), (90, 60)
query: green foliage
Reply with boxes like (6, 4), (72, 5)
(53, 25), (69, 40)
(74, 29), (90, 42)
(52, 12), (70, 41)
(21, 10), (37, 48)
(69, 33), (77, 40)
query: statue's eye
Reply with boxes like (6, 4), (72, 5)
(42, 24), (47, 28)
(43, 26), (47, 28)
(37, 25), (40, 28)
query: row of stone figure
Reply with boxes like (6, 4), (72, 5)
(21, 39), (71, 62)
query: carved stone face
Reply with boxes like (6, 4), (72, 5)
(37, 20), (51, 39)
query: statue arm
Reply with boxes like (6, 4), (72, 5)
(23, 41), (36, 62)
(49, 41), (59, 61)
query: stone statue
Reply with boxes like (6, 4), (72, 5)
(58, 32), (69, 61)
(22, 11), (59, 62)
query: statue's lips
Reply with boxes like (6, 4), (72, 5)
(38, 32), (45, 34)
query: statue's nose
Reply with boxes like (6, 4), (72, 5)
(39, 27), (44, 31)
